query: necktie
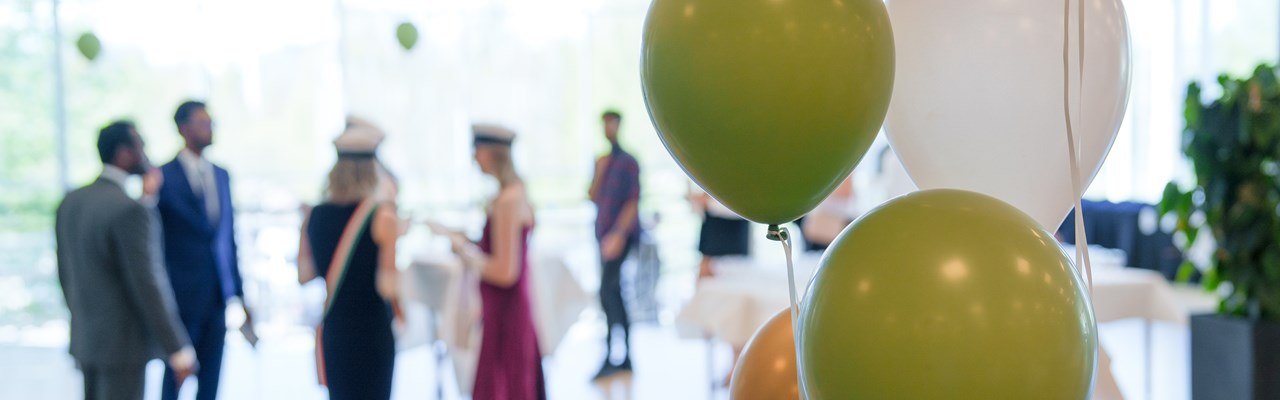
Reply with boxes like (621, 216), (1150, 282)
(197, 162), (219, 225)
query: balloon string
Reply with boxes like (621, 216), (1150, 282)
(1078, 0), (1085, 118)
(1068, 5), (1114, 396)
(1063, 0), (1094, 290)
(1077, 0), (1093, 290)
(766, 224), (804, 398)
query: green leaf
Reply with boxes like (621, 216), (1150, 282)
(1204, 265), (1222, 292)
(1159, 182), (1181, 217)
(1265, 251), (1280, 281)
(1254, 65), (1277, 90)
(1178, 190), (1195, 219)
(1238, 98), (1253, 145)
(1186, 83), (1203, 131)
(1176, 261), (1198, 283)
(1218, 301), (1228, 315)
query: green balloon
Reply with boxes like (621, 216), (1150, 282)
(76, 32), (101, 61)
(798, 189), (1097, 399)
(640, 0), (894, 224)
(396, 22), (418, 51)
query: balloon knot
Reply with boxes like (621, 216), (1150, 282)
(766, 224), (789, 241)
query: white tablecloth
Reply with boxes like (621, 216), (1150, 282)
(402, 250), (589, 393)
(675, 254), (819, 347)
(676, 251), (1219, 348)
(1091, 265), (1217, 324)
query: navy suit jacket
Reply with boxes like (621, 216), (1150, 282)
(156, 157), (242, 322)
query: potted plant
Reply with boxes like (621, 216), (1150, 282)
(1160, 64), (1280, 400)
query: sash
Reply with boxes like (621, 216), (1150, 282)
(315, 199), (378, 385)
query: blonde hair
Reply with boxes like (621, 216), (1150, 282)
(324, 158), (379, 204)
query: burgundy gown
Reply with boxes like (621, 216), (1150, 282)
(473, 217), (546, 400)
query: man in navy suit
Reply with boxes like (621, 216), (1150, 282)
(156, 100), (253, 400)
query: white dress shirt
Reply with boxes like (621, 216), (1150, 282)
(177, 149), (219, 223)
(100, 165), (130, 188)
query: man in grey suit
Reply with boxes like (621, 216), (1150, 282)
(55, 120), (197, 400)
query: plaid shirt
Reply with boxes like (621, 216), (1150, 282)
(593, 145), (641, 241)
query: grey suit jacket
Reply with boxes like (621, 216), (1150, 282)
(55, 178), (191, 368)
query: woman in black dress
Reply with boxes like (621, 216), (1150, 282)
(297, 117), (403, 400)
(690, 185), (750, 278)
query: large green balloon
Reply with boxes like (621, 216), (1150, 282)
(798, 189), (1097, 399)
(76, 32), (101, 62)
(396, 22), (418, 51)
(640, 0), (894, 225)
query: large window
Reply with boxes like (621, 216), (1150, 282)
(1, 0), (703, 336)
(1088, 0), (1279, 203)
(335, 0), (700, 308)
(0, 0), (61, 336)
(1, 0), (1278, 337)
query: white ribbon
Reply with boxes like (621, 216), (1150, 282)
(1065, 3), (1126, 399)
(1063, 0), (1094, 290)
(768, 225), (805, 398)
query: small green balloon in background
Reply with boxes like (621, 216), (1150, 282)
(640, 0), (895, 225)
(76, 32), (101, 62)
(798, 189), (1097, 399)
(396, 21), (418, 51)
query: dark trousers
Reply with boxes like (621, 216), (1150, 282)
(162, 301), (226, 400)
(599, 241), (633, 364)
(82, 364), (145, 400)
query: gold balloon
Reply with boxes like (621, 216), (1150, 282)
(730, 309), (800, 400)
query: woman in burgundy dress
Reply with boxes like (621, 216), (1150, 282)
(448, 124), (546, 400)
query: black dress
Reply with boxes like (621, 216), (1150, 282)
(698, 211), (751, 257)
(308, 203), (395, 400)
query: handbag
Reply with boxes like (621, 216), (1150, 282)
(309, 199), (379, 386)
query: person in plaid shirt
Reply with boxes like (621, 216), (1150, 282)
(588, 110), (641, 380)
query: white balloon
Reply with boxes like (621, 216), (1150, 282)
(884, 0), (1131, 229)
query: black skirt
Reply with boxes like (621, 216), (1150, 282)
(698, 212), (750, 257)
